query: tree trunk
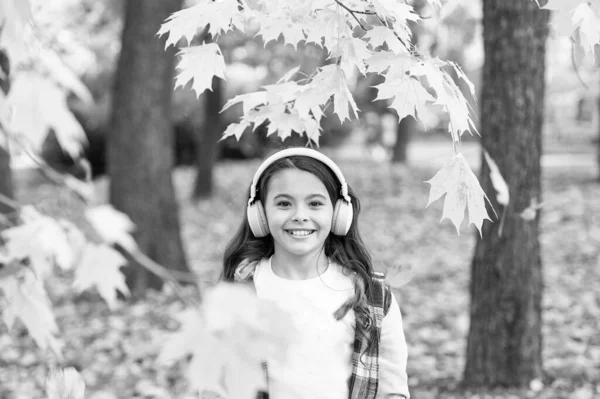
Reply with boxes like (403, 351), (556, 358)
(597, 92), (600, 182)
(0, 147), (14, 215)
(109, 0), (189, 294)
(464, 1), (549, 387)
(0, 49), (14, 216)
(193, 76), (223, 198)
(391, 116), (415, 163)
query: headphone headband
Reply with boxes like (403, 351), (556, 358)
(248, 148), (350, 205)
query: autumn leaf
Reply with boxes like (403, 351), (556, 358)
(370, 0), (419, 34)
(572, 3), (600, 55)
(539, 0), (578, 11)
(265, 110), (305, 140)
(73, 243), (129, 309)
(483, 150), (509, 207)
(257, 15), (306, 48)
(45, 368), (85, 399)
(365, 51), (416, 75)
(328, 37), (372, 75)
(157, 0), (244, 48)
(158, 283), (297, 399)
(425, 153), (491, 235)
(173, 43), (226, 97)
(221, 92), (269, 114)
(1, 215), (75, 278)
(0, 0), (33, 63)
(0, 270), (63, 357)
(5, 72), (87, 159)
(364, 26), (409, 55)
(85, 205), (136, 252)
(220, 121), (251, 141)
(304, 8), (349, 50)
(374, 76), (434, 125)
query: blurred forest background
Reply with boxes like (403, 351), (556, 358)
(1, 0), (599, 398)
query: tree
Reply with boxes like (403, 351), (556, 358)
(0, 49), (14, 216)
(464, 0), (549, 387)
(193, 74), (224, 198)
(109, 0), (190, 294)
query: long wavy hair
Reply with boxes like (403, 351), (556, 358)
(222, 150), (376, 350)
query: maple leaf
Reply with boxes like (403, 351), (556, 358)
(0, 0), (33, 63)
(572, 3), (600, 55)
(364, 26), (408, 55)
(85, 205), (137, 252)
(374, 76), (434, 124)
(173, 43), (226, 97)
(0, 270), (63, 357)
(73, 243), (129, 309)
(328, 36), (372, 75)
(370, 0), (419, 34)
(365, 51), (416, 75)
(159, 283), (297, 398)
(257, 15), (306, 48)
(296, 65), (358, 123)
(221, 92), (269, 114)
(45, 368), (85, 399)
(6, 72), (87, 159)
(305, 8), (350, 50)
(157, 0), (243, 48)
(539, 0), (579, 11)
(1, 216), (74, 278)
(262, 81), (302, 104)
(425, 153), (491, 235)
(483, 150), (509, 207)
(277, 66), (301, 84)
(410, 62), (478, 140)
(266, 110), (305, 140)
(220, 121), (251, 141)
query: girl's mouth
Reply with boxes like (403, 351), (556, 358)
(285, 230), (316, 237)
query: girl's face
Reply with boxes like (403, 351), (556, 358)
(264, 168), (334, 260)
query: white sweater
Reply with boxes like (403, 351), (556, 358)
(253, 257), (410, 399)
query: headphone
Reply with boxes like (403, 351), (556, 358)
(247, 148), (354, 238)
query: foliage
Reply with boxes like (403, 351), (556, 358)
(158, 0), (491, 234)
(1, 0), (600, 398)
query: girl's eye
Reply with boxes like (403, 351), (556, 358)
(276, 201), (291, 207)
(309, 201), (324, 207)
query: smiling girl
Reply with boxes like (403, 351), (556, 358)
(220, 147), (409, 399)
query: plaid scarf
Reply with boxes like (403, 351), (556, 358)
(233, 261), (392, 399)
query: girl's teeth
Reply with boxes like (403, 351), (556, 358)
(289, 230), (313, 236)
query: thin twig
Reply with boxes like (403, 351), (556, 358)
(2, 127), (91, 204)
(126, 246), (206, 307)
(571, 34), (589, 90)
(335, 0), (368, 31)
(0, 192), (19, 210)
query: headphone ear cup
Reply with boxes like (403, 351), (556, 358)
(247, 200), (270, 237)
(331, 199), (353, 236)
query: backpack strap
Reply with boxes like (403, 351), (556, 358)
(370, 271), (392, 316)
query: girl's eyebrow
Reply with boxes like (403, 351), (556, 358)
(273, 193), (328, 200)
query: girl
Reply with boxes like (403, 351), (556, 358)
(218, 147), (409, 399)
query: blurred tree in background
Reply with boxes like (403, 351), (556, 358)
(0, 49), (14, 215)
(109, 0), (190, 293)
(465, 0), (549, 387)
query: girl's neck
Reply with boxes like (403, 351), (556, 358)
(270, 251), (329, 280)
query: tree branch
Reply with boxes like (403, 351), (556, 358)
(335, 0), (368, 31)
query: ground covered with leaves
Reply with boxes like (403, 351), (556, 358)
(1, 151), (599, 399)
